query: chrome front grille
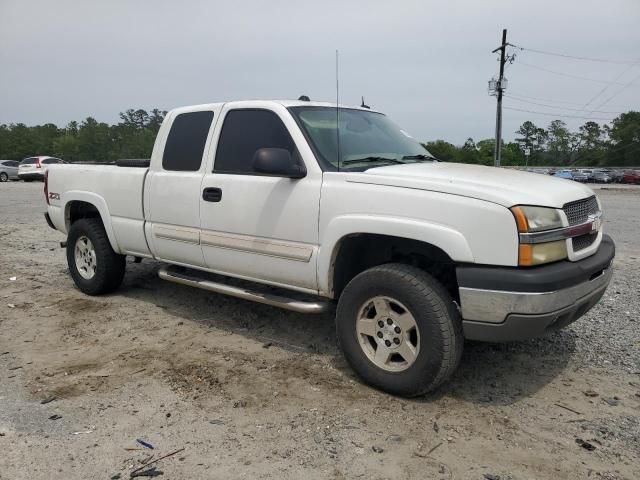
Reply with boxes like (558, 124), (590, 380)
(572, 233), (598, 251)
(563, 196), (599, 226)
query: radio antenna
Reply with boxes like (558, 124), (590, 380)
(335, 49), (341, 171)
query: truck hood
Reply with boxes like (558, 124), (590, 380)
(347, 162), (594, 208)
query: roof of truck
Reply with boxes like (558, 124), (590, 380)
(169, 99), (381, 115)
(275, 99), (377, 111)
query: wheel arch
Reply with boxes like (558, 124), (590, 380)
(319, 215), (474, 298)
(62, 192), (120, 253)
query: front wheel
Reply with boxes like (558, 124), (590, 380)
(336, 263), (463, 397)
(66, 218), (125, 295)
(0, 172), (8, 182)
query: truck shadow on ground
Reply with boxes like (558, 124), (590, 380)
(120, 262), (576, 407)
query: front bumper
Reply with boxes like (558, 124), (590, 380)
(457, 234), (615, 342)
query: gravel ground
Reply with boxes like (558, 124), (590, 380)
(0, 181), (639, 480)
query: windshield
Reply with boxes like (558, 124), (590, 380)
(288, 106), (435, 171)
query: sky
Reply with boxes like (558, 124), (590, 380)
(1, 0), (639, 144)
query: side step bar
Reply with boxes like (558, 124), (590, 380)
(158, 266), (330, 314)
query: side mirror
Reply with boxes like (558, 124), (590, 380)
(252, 148), (306, 179)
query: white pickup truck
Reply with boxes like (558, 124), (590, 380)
(44, 99), (615, 396)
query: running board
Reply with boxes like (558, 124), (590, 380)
(158, 266), (330, 314)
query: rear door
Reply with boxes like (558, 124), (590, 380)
(7, 161), (19, 178)
(145, 107), (220, 266)
(199, 103), (322, 292)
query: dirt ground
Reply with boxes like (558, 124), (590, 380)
(1, 181), (638, 480)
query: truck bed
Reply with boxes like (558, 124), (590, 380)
(46, 163), (151, 257)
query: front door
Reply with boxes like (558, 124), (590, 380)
(199, 103), (322, 292)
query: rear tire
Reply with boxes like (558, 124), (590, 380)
(336, 263), (463, 397)
(66, 218), (125, 295)
(0, 172), (8, 182)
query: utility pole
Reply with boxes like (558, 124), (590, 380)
(491, 29), (508, 167)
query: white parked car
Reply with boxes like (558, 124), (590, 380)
(0, 160), (20, 181)
(18, 156), (64, 181)
(43, 99), (615, 396)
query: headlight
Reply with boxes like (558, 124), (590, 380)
(511, 206), (563, 232)
(511, 206), (567, 266)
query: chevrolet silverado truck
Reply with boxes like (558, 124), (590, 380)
(44, 99), (615, 396)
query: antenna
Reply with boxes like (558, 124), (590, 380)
(335, 49), (341, 172)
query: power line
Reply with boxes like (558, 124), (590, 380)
(589, 70), (640, 114)
(504, 106), (616, 121)
(505, 94), (627, 114)
(511, 44), (637, 65)
(578, 60), (640, 113)
(507, 92), (634, 109)
(518, 61), (634, 86)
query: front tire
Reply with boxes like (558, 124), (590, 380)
(336, 263), (463, 397)
(0, 172), (8, 182)
(66, 218), (125, 295)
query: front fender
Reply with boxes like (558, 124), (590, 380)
(317, 214), (474, 295)
(60, 191), (121, 253)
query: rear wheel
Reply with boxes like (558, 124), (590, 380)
(336, 263), (463, 397)
(0, 172), (8, 182)
(66, 218), (125, 295)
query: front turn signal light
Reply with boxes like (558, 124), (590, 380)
(518, 240), (567, 266)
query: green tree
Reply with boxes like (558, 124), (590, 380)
(547, 120), (572, 165)
(458, 138), (480, 163)
(77, 117), (113, 161)
(515, 121), (547, 165)
(53, 134), (81, 160)
(423, 140), (459, 161)
(607, 111), (640, 166)
(515, 121), (538, 147)
(502, 142), (525, 166)
(476, 139), (495, 165)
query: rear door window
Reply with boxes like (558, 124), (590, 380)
(214, 109), (296, 174)
(162, 111), (214, 171)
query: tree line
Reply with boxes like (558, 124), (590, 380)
(0, 109), (166, 162)
(425, 111), (640, 167)
(0, 108), (638, 166)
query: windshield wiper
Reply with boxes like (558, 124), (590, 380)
(341, 156), (404, 166)
(401, 154), (436, 161)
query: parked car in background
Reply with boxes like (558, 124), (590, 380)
(0, 160), (20, 182)
(622, 170), (640, 184)
(572, 170), (590, 182)
(592, 170), (613, 183)
(526, 168), (551, 175)
(610, 169), (625, 183)
(18, 156), (65, 181)
(553, 170), (575, 180)
(578, 169), (594, 182)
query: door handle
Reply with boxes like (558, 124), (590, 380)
(202, 187), (222, 202)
